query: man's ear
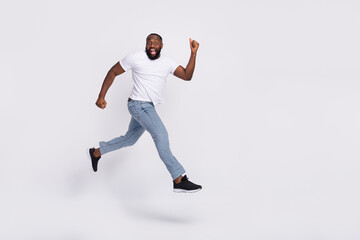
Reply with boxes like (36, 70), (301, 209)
(161, 43), (163, 49)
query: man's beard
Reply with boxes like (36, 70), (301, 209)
(145, 48), (161, 60)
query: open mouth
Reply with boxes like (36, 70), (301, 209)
(149, 48), (157, 56)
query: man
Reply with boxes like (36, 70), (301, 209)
(88, 33), (202, 193)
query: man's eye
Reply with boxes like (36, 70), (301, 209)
(147, 42), (159, 46)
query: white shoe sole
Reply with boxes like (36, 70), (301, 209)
(86, 148), (94, 171)
(173, 188), (202, 193)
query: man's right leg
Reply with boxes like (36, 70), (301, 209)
(98, 117), (145, 156)
(89, 117), (145, 171)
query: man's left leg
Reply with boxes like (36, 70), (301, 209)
(130, 101), (202, 193)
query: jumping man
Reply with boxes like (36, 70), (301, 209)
(88, 33), (202, 193)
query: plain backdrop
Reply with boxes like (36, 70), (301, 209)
(1, 0), (360, 239)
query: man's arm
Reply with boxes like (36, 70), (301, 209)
(96, 62), (125, 109)
(174, 38), (199, 81)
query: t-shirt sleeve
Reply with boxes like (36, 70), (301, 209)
(119, 52), (135, 72)
(169, 58), (180, 75)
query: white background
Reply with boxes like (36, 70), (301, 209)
(1, 0), (360, 239)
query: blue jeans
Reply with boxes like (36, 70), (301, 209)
(99, 99), (186, 180)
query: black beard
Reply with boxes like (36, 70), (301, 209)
(145, 48), (161, 60)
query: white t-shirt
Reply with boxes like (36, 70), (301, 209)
(120, 50), (179, 105)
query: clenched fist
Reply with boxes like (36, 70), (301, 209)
(96, 97), (107, 109)
(189, 38), (199, 54)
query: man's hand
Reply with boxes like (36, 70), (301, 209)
(96, 97), (107, 109)
(189, 38), (199, 54)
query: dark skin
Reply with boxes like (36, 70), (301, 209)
(94, 35), (200, 183)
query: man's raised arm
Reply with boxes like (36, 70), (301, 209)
(174, 38), (199, 81)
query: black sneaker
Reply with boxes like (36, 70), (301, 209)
(88, 148), (101, 172)
(173, 175), (202, 193)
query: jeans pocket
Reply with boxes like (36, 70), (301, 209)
(140, 102), (154, 110)
(128, 102), (136, 115)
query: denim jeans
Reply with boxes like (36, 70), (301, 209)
(99, 99), (186, 180)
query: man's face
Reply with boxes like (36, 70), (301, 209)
(145, 35), (163, 60)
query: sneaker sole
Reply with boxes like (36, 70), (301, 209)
(86, 148), (93, 171)
(173, 188), (202, 193)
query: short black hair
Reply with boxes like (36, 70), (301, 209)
(147, 33), (163, 41)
